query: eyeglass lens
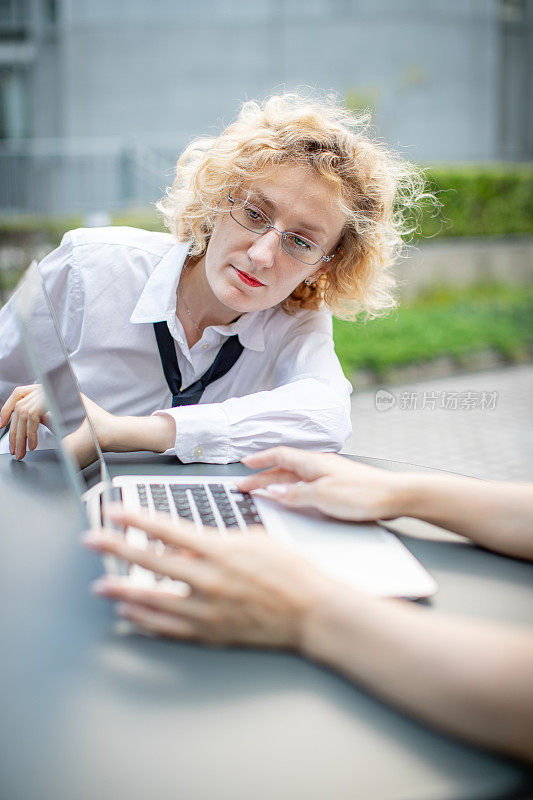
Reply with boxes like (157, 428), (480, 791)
(230, 201), (324, 265)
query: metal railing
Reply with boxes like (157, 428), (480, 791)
(0, 138), (179, 215)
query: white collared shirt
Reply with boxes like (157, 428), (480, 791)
(0, 226), (352, 463)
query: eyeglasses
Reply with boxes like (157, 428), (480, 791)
(227, 195), (334, 266)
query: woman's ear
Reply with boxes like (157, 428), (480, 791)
(304, 265), (329, 286)
(312, 264), (331, 281)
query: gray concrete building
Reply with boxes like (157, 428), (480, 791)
(0, 0), (531, 214)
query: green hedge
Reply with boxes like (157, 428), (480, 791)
(416, 164), (533, 239)
(333, 284), (533, 378)
(0, 165), (532, 246)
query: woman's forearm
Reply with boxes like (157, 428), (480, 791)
(395, 475), (533, 560)
(103, 414), (176, 454)
(301, 584), (533, 763)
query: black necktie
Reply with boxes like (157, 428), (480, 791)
(153, 321), (244, 407)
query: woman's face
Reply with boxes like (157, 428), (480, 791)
(203, 165), (346, 315)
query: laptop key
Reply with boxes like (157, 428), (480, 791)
(199, 514), (217, 527)
(209, 492), (239, 527)
(171, 503), (194, 520)
(137, 486), (149, 507)
(236, 496), (263, 527)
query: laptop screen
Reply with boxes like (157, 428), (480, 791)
(14, 261), (111, 510)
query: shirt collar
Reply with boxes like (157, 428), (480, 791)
(211, 311), (266, 352)
(130, 240), (267, 352)
(130, 241), (189, 325)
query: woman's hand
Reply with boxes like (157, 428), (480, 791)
(0, 384), (51, 460)
(0, 384), (115, 466)
(0, 384), (174, 466)
(237, 447), (412, 522)
(83, 507), (332, 648)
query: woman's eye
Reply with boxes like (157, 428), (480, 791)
(293, 236), (311, 250)
(244, 206), (262, 221)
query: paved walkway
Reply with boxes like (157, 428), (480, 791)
(343, 364), (533, 481)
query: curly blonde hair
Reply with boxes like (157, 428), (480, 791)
(157, 92), (429, 320)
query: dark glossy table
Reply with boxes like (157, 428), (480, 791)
(0, 451), (532, 800)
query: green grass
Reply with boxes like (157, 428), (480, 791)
(333, 284), (533, 378)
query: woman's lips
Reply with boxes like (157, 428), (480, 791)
(233, 266), (265, 287)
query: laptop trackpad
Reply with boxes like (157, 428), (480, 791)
(256, 499), (437, 599)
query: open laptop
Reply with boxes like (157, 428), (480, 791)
(14, 260), (437, 598)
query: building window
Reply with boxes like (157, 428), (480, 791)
(0, 69), (27, 139)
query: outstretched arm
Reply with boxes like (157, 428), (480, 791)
(392, 473), (533, 559)
(302, 576), (533, 764)
(237, 448), (533, 560)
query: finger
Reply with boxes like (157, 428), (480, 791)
(242, 446), (329, 481)
(0, 385), (37, 428)
(8, 406), (18, 455)
(116, 602), (202, 641)
(26, 396), (44, 450)
(105, 507), (215, 556)
(262, 480), (318, 509)
(14, 393), (42, 459)
(8, 403), (20, 454)
(82, 531), (213, 590)
(9, 394), (36, 456)
(91, 578), (211, 620)
(15, 408), (29, 460)
(236, 467), (299, 492)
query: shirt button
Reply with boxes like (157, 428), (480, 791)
(202, 343), (210, 350)
(193, 445), (204, 458)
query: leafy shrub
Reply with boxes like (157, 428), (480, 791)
(417, 165), (533, 239)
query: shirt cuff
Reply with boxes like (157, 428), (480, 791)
(152, 404), (231, 463)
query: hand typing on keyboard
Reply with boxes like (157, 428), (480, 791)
(82, 448), (533, 766)
(83, 505), (327, 648)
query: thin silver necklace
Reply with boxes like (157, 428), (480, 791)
(178, 287), (202, 337)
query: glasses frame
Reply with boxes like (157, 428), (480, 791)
(227, 195), (334, 266)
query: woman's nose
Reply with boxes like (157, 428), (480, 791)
(247, 229), (280, 268)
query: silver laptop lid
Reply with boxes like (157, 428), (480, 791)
(14, 260), (112, 504)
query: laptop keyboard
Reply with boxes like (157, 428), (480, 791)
(137, 481), (263, 532)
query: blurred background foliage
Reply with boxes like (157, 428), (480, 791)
(419, 165), (533, 239)
(333, 284), (533, 380)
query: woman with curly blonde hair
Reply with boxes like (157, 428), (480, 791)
(0, 92), (426, 465)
